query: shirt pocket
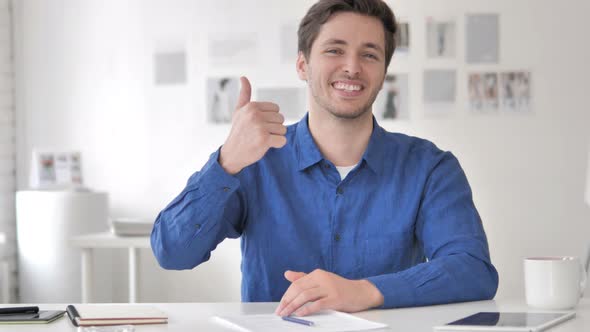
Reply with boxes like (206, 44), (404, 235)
(362, 227), (414, 276)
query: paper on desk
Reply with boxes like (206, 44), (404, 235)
(212, 310), (387, 332)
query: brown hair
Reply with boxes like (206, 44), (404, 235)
(298, 0), (397, 70)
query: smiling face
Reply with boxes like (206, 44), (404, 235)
(297, 12), (387, 120)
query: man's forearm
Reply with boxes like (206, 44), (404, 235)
(151, 150), (245, 270)
(366, 252), (498, 308)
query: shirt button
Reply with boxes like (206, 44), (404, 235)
(223, 187), (230, 192)
(195, 224), (201, 229)
(336, 187), (344, 195)
(334, 234), (341, 242)
(324, 164), (330, 169)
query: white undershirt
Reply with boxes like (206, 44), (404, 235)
(335, 164), (357, 181)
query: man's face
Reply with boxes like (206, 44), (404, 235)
(297, 12), (387, 120)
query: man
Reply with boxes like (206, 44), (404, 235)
(151, 0), (498, 317)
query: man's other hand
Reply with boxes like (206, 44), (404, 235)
(274, 269), (384, 317)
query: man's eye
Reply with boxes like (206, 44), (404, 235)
(364, 53), (379, 60)
(326, 49), (341, 54)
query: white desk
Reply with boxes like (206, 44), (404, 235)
(0, 299), (588, 331)
(71, 232), (150, 303)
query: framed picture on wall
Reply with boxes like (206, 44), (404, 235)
(468, 72), (499, 112)
(373, 73), (409, 120)
(206, 77), (240, 124)
(499, 71), (531, 112)
(426, 17), (456, 59)
(29, 150), (84, 190)
(394, 21), (410, 56)
(423, 69), (457, 115)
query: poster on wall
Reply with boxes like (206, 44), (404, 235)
(373, 73), (409, 120)
(208, 33), (258, 65)
(499, 71), (531, 112)
(29, 150), (83, 190)
(426, 18), (456, 59)
(395, 22), (410, 55)
(423, 69), (456, 114)
(466, 13), (499, 64)
(207, 77), (240, 124)
(468, 72), (499, 112)
(153, 51), (187, 85)
(256, 87), (306, 121)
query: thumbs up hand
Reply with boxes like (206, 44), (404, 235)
(219, 77), (287, 175)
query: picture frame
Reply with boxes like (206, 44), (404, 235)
(29, 150), (84, 190)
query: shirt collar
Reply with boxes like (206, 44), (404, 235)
(294, 113), (386, 175)
(361, 116), (386, 176)
(295, 113), (324, 171)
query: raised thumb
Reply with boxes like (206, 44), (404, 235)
(236, 76), (252, 109)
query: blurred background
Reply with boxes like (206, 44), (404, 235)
(0, 0), (589, 303)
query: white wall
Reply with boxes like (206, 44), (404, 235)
(0, 0), (16, 302)
(13, 0), (590, 302)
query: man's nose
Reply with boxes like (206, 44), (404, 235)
(342, 55), (362, 77)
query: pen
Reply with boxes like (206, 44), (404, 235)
(282, 315), (315, 327)
(0, 306), (39, 315)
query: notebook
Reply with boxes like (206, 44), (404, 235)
(0, 310), (65, 324)
(213, 310), (387, 332)
(66, 304), (168, 326)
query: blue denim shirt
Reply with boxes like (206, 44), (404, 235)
(151, 114), (498, 308)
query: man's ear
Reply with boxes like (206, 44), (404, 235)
(296, 51), (308, 81)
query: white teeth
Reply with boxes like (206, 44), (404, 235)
(333, 82), (362, 91)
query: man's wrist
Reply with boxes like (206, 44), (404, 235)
(219, 146), (242, 175)
(358, 279), (384, 308)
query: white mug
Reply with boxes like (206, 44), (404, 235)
(524, 256), (587, 309)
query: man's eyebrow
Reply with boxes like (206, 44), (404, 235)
(321, 38), (348, 46)
(364, 42), (384, 54)
(321, 39), (384, 54)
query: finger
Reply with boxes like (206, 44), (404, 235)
(268, 135), (287, 149)
(265, 123), (287, 136)
(236, 76), (252, 109)
(278, 287), (325, 317)
(293, 299), (329, 317)
(284, 270), (307, 283)
(275, 273), (317, 314)
(275, 277), (318, 316)
(249, 101), (280, 112)
(261, 112), (285, 124)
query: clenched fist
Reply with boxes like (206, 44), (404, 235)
(219, 77), (287, 175)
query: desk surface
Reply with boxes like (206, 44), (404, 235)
(1, 299), (588, 331)
(71, 232), (150, 248)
